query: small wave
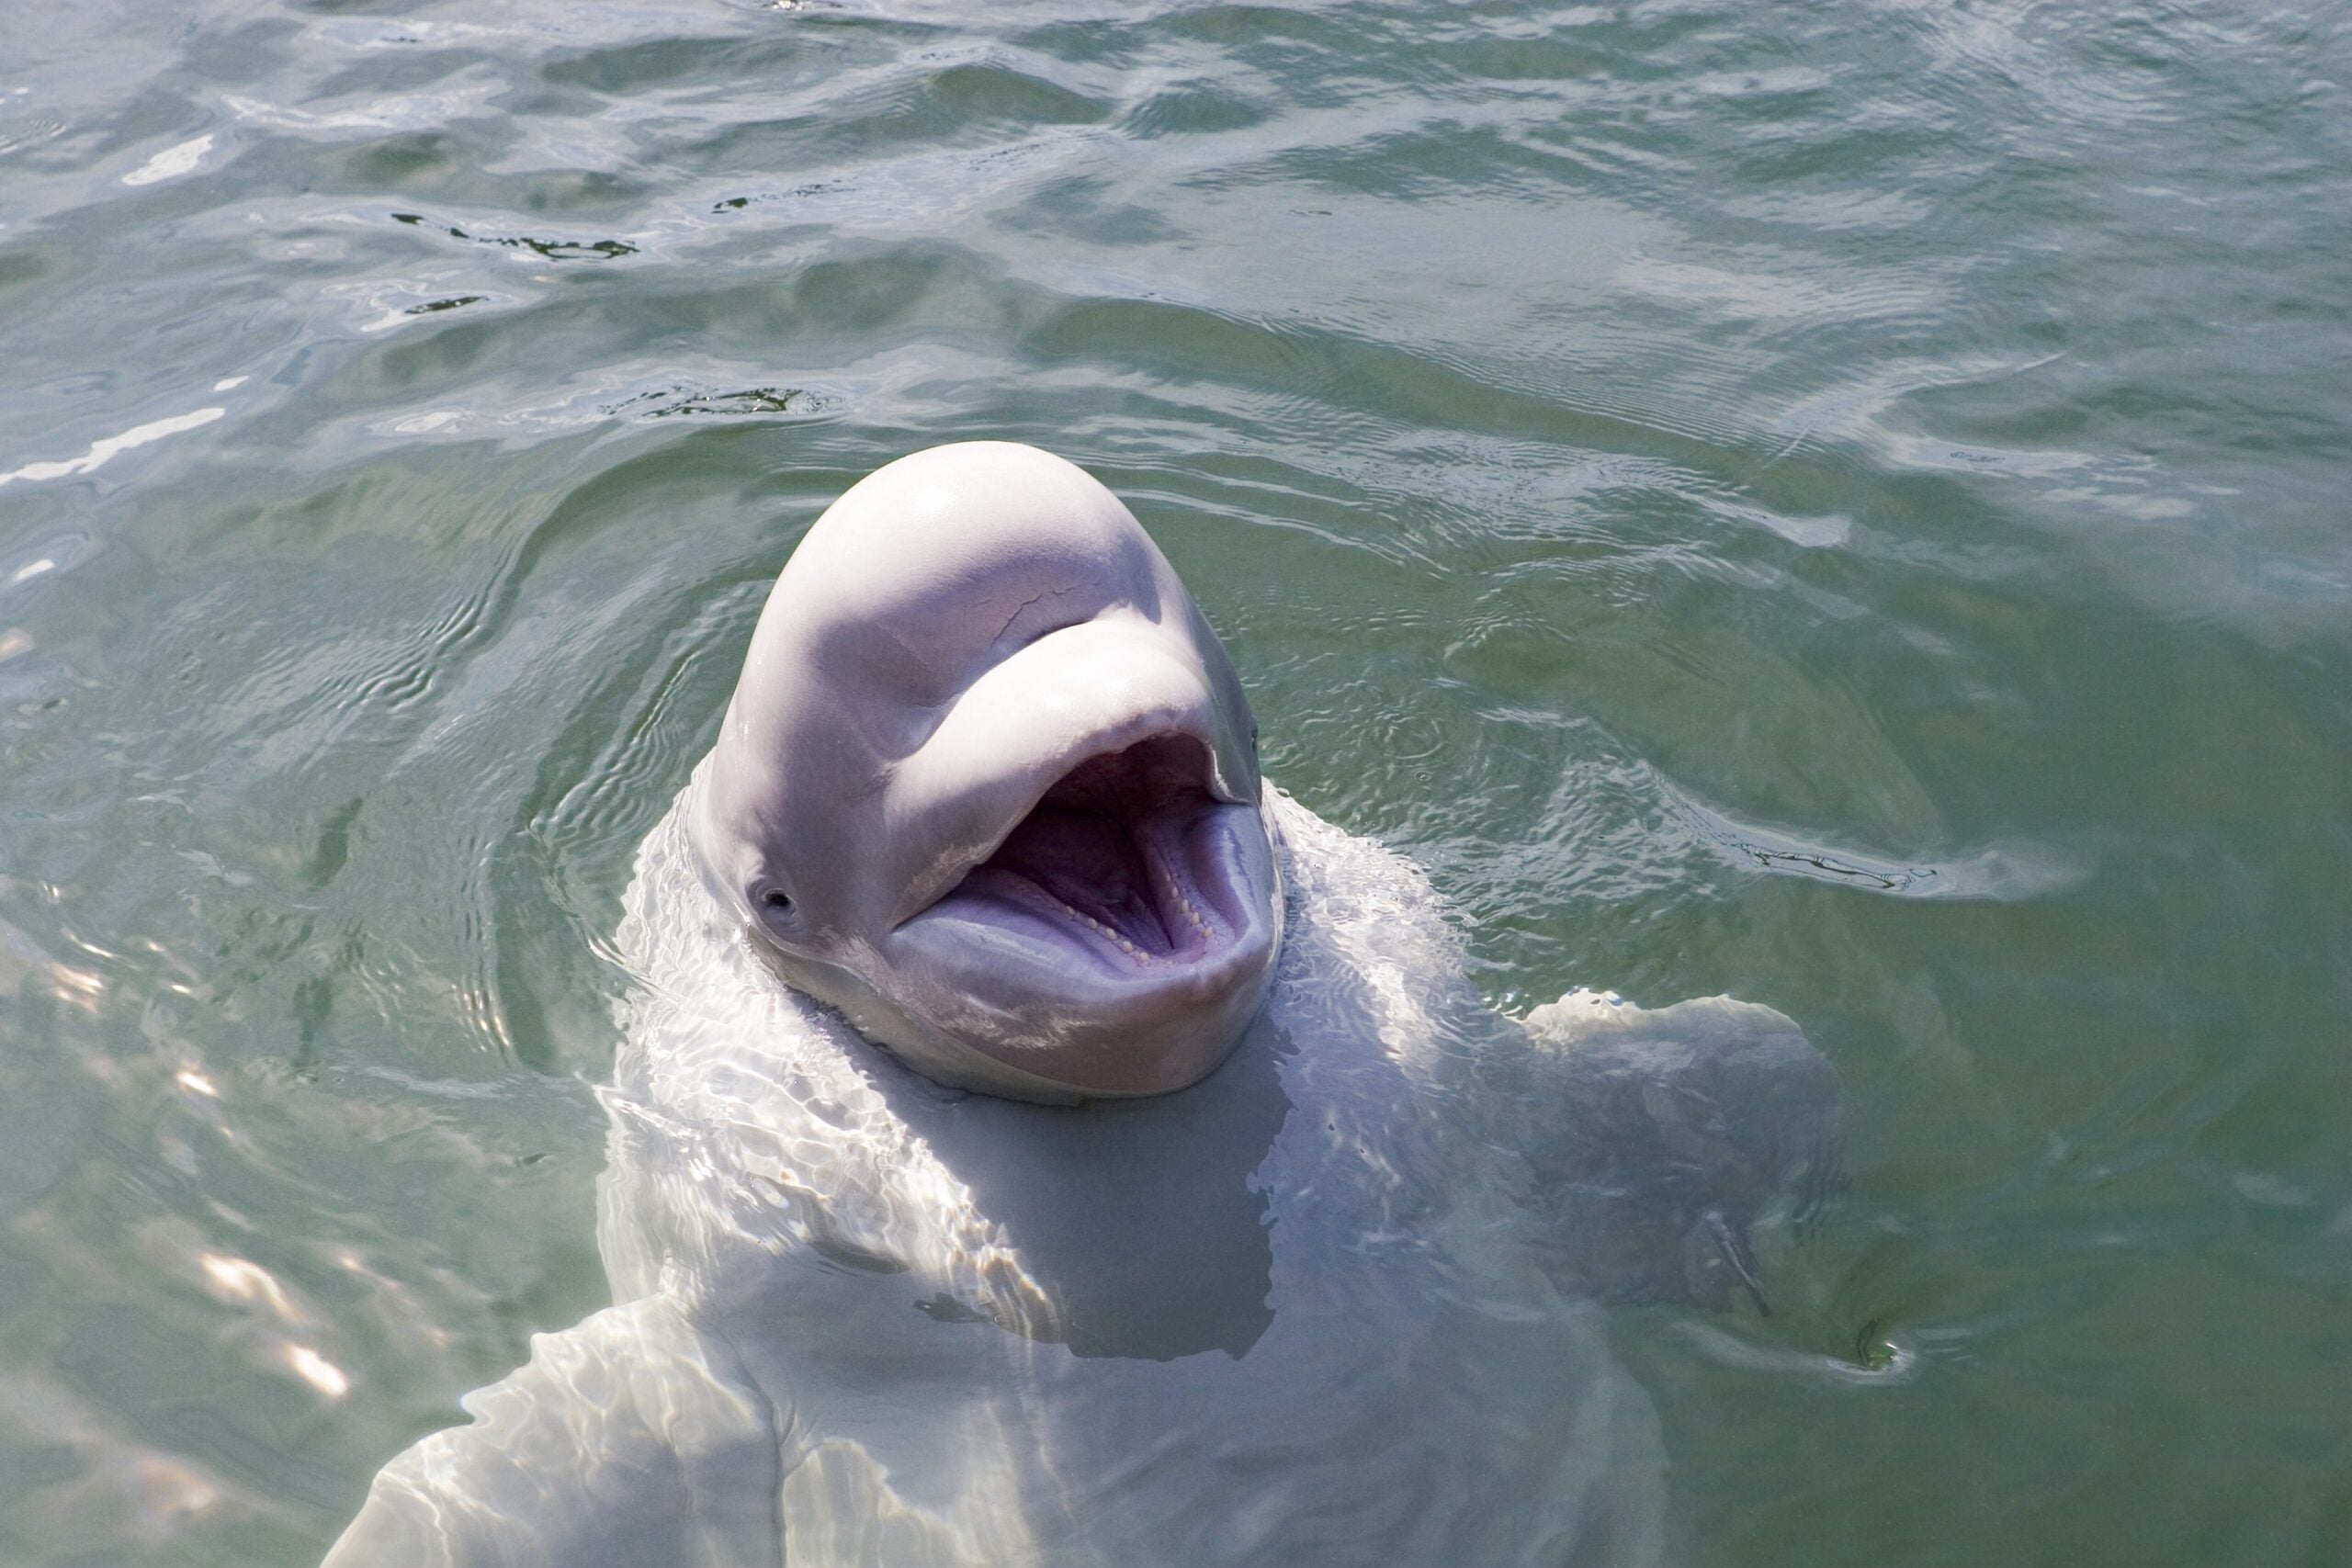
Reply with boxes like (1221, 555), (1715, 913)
(1657, 774), (2081, 900)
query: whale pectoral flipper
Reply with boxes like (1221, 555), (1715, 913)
(322, 1295), (780, 1568)
(1504, 991), (1843, 1311)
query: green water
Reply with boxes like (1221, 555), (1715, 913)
(2, 0), (2347, 1562)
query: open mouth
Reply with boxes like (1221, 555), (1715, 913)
(938, 734), (1251, 972)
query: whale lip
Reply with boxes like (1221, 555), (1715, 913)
(896, 732), (1263, 985)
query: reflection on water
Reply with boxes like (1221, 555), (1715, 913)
(1, 0), (2347, 1562)
(0, 406), (229, 488)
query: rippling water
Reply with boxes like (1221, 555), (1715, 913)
(2, 0), (2347, 1562)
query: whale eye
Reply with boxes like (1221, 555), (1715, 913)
(749, 884), (805, 946)
(752, 885), (796, 930)
(752, 884), (808, 944)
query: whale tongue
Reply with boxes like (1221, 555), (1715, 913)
(968, 735), (1215, 959)
(990, 796), (1172, 952)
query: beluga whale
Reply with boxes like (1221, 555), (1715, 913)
(689, 442), (1282, 1103)
(326, 443), (1840, 1568)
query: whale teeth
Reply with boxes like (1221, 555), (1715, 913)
(1069, 906), (1151, 966)
(1148, 835), (1213, 942)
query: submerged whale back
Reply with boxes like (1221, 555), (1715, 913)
(597, 779), (1680, 1566)
(326, 773), (1834, 1567)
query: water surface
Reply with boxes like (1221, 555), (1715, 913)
(1, 0), (2347, 1562)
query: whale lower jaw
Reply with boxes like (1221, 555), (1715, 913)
(769, 883), (1280, 1104)
(822, 955), (1279, 1104)
(845, 748), (1284, 1100)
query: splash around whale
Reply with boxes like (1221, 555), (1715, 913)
(324, 444), (1838, 1567)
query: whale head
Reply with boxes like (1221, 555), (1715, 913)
(693, 442), (1283, 1104)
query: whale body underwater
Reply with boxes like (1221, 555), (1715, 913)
(325, 444), (1839, 1567)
